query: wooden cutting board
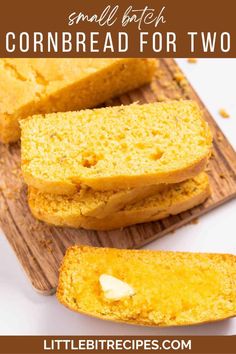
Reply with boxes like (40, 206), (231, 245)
(0, 59), (236, 295)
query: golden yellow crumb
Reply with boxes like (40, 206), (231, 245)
(219, 174), (226, 179)
(216, 132), (223, 142)
(187, 58), (197, 64)
(219, 109), (230, 118)
(190, 218), (199, 225)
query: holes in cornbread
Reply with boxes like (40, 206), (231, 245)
(149, 149), (163, 160)
(82, 159), (97, 168)
(134, 142), (163, 160)
(81, 151), (103, 168)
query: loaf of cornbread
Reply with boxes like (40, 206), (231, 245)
(28, 173), (210, 230)
(57, 246), (236, 326)
(0, 58), (157, 143)
(21, 101), (212, 194)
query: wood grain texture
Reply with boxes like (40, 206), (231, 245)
(0, 59), (236, 295)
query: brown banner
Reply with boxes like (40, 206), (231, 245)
(0, 336), (235, 354)
(0, 0), (236, 57)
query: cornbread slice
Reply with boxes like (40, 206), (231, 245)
(0, 58), (156, 143)
(29, 183), (165, 220)
(21, 101), (212, 194)
(57, 246), (236, 327)
(28, 173), (210, 230)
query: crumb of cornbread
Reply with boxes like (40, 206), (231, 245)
(219, 109), (230, 118)
(187, 58), (197, 64)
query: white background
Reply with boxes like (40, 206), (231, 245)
(0, 59), (235, 335)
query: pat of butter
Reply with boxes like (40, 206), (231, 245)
(99, 274), (135, 301)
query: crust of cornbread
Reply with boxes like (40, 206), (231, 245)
(28, 173), (210, 230)
(21, 101), (212, 194)
(57, 246), (236, 327)
(0, 58), (157, 143)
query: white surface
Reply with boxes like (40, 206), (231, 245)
(0, 59), (236, 335)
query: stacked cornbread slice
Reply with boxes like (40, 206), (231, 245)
(21, 100), (212, 230)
